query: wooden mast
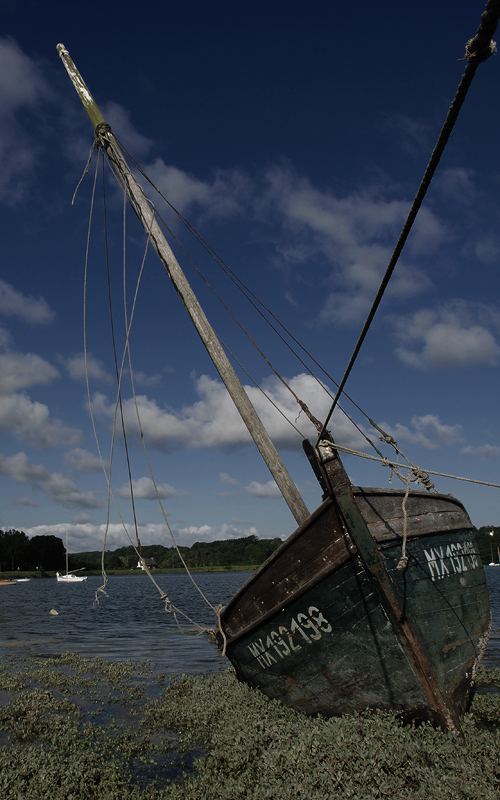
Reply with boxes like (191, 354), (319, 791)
(57, 44), (309, 527)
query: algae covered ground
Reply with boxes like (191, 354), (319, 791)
(0, 654), (499, 800)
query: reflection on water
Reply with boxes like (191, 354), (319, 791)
(1, 567), (500, 672)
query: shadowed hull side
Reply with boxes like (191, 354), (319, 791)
(219, 490), (491, 724)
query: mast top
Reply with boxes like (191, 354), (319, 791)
(57, 44), (107, 131)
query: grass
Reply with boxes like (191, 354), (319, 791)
(0, 654), (499, 799)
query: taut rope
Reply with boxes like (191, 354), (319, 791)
(317, 0), (500, 443)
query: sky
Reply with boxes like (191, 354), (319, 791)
(0, 0), (499, 556)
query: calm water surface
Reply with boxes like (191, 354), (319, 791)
(0, 572), (250, 673)
(1, 567), (500, 671)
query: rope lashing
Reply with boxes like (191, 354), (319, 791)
(95, 121), (112, 141)
(159, 592), (173, 614)
(214, 604), (228, 657)
(466, 0), (500, 63)
(396, 466), (435, 570)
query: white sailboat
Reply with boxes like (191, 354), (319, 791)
(56, 533), (87, 583)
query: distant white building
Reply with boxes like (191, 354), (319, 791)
(137, 557), (158, 570)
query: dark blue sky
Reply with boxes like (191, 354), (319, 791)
(0, 0), (499, 551)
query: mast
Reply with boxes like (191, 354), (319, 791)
(57, 44), (309, 527)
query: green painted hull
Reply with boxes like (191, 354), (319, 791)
(219, 490), (491, 726)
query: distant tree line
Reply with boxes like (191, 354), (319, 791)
(72, 534), (284, 571)
(0, 530), (66, 572)
(3, 526), (500, 574)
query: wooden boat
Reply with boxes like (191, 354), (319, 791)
(219, 482), (489, 730)
(0, 579), (17, 586)
(57, 8), (497, 733)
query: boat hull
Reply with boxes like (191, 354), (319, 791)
(219, 489), (491, 725)
(56, 572), (87, 582)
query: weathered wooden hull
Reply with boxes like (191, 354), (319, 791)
(219, 488), (491, 726)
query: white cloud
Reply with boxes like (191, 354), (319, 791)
(91, 372), (366, 452)
(0, 451), (102, 509)
(102, 101), (153, 158)
(23, 519), (261, 551)
(145, 159), (250, 219)
(461, 444), (500, 459)
(220, 472), (238, 485)
(260, 165), (436, 325)
(435, 167), (476, 202)
(382, 113), (434, 157)
(117, 476), (184, 500)
(245, 480), (281, 498)
(174, 521), (259, 548)
(13, 496), (38, 507)
(0, 352), (59, 394)
(0, 393), (81, 447)
(0, 279), (55, 324)
(473, 236), (500, 266)
(64, 448), (102, 473)
(0, 38), (51, 202)
(62, 353), (113, 383)
(393, 302), (500, 369)
(379, 414), (464, 450)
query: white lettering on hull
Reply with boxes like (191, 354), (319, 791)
(246, 605), (332, 671)
(423, 540), (479, 581)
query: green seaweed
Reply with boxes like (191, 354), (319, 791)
(0, 654), (498, 799)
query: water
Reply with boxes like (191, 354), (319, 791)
(1, 568), (500, 671)
(484, 565), (500, 668)
(0, 572), (251, 673)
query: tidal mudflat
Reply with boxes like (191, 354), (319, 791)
(0, 653), (499, 800)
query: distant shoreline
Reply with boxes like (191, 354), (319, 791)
(0, 565), (257, 579)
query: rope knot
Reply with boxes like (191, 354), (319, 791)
(94, 122), (112, 149)
(159, 592), (173, 613)
(397, 555), (409, 570)
(411, 467), (435, 491)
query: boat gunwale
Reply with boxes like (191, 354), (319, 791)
(220, 488), (474, 646)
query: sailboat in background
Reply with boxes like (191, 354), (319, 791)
(56, 532), (87, 583)
(57, 4), (498, 734)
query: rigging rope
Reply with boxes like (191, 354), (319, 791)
(77, 5), (500, 637)
(82, 152), (224, 633)
(317, 0), (500, 443)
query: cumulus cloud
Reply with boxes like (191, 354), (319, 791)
(382, 113), (435, 157)
(0, 451), (102, 509)
(102, 101), (153, 158)
(0, 352), (59, 394)
(173, 521), (260, 548)
(379, 414), (464, 450)
(145, 159), (251, 219)
(393, 302), (500, 369)
(24, 519), (261, 551)
(13, 496), (38, 507)
(62, 352), (113, 383)
(0, 393), (81, 447)
(259, 165), (437, 325)
(91, 372), (366, 453)
(64, 448), (102, 473)
(0, 279), (55, 324)
(0, 38), (52, 202)
(116, 476), (184, 500)
(461, 444), (500, 459)
(246, 480), (281, 498)
(220, 472), (238, 486)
